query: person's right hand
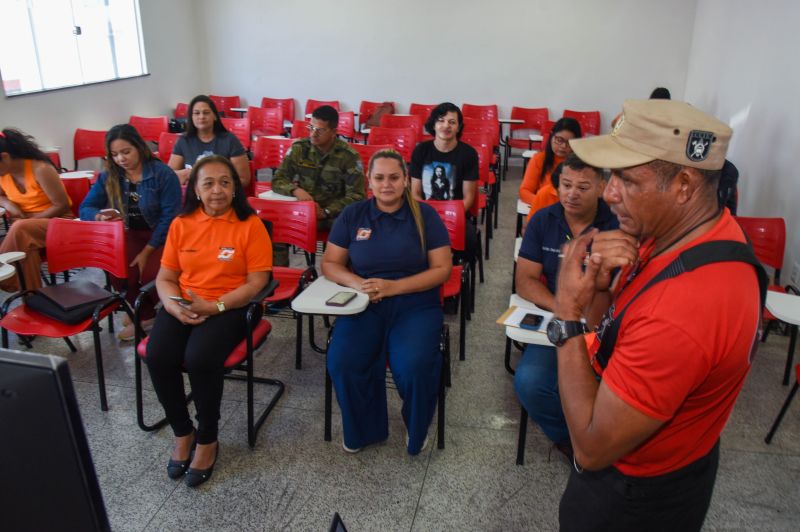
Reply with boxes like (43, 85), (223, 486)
(164, 298), (207, 325)
(95, 209), (123, 221)
(588, 230), (640, 291)
(292, 187), (314, 202)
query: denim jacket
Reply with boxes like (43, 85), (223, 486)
(79, 159), (181, 248)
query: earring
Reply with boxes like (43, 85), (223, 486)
(196, 195), (200, 200)
(232, 192), (236, 198)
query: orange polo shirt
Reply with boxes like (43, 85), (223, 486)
(161, 207), (272, 302)
(526, 182), (560, 223)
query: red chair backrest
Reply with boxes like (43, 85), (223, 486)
(380, 114), (424, 138)
(358, 100), (395, 128)
(45, 218), (127, 277)
(73, 128), (107, 167)
(460, 136), (494, 185)
(409, 103), (436, 120)
(563, 109), (601, 135)
(291, 120), (310, 138)
(422, 200), (466, 252)
(735, 216), (787, 276)
(221, 117), (251, 150)
(174, 103), (188, 119)
(209, 95), (241, 117)
(462, 117), (499, 148)
(247, 197), (318, 254)
(248, 106), (284, 137)
(510, 106), (550, 134)
(541, 120), (557, 150)
(128, 116), (169, 143)
(367, 126), (417, 162)
(261, 97), (295, 122)
(305, 99), (340, 115)
(348, 143), (393, 174)
(337, 111), (355, 138)
(60, 177), (90, 218)
(251, 136), (295, 172)
(462, 103), (499, 121)
(157, 132), (181, 163)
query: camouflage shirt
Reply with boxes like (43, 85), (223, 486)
(271, 138), (365, 217)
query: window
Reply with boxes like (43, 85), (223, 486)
(0, 0), (148, 96)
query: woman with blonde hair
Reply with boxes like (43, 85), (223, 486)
(323, 149), (452, 455)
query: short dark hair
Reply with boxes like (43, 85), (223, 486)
(424, 102), (464, 139)
(185, 95), (228, 138)
(649, 87), (671, 100)
(562, 152), (603, 181)
(648, 159), (721, 193)
(312, 105), (339, 130)
(181, 154), (254, 221)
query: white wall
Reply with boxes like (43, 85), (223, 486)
(0, 0), (208, 166)
(199, 0), (697, 124)
(684, 0), (800, 282)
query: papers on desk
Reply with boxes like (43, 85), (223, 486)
(257, 190), (297, 201)
(496, 305), (552, 331)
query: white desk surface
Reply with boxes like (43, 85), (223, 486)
(230, 107), (247, 113)
(0, 251), (24, 282)
(283, 119), (293, 129)
(505, 294), (553, 346)
(257, 190), (297, 201)
(0, 263), (15, 282)
(499, 118), (524, 124)
(529, 133), (544, 142)
(522, 150), (539, 159)
(0, 207), (5, 217)
(43, 146), (61, 153)
(517, 199), (530, 216)
(514, 237), (522, 262)
(60, 170), (95, 179)
(766, 291), (800, 326)
(291, 276), (369, 316)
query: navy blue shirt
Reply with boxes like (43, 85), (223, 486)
(519, 200), (618, 294)
(329, 198), (450, 298)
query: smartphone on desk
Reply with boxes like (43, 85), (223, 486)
(169, 295), (193, 306)
(519, 313), (544, 331)
(326, 291), (357, 307)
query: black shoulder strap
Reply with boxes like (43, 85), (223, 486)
(594, 240), (768, 370)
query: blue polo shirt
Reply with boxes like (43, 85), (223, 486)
(329, 198), (450, 298)
(518, 200), (618, 294)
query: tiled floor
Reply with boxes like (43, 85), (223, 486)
(7, 166), (800, 531)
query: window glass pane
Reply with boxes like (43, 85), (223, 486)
(0, 0), (43, 94)
(109, 0), (148, 77)
(72, 0), (116, 83)
(30, 0), (83, 90)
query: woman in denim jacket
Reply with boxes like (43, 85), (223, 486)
(80, 124), (181, 339)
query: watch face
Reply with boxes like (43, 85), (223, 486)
(547, 319), (563, 345)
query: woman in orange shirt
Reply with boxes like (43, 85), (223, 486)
(519, 117), (582, 217)
(0, 128), (72, 291)
(144, 155), (272, 488)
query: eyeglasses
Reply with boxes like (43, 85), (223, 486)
(552, 135), (571, 146)
(306, 124), (331, 135)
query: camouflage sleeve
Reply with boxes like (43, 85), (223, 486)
(270, 146), (299, 196)
(325, 152), (365, 217)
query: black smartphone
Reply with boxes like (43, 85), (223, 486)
(169, 295), (193, 306)
(326, 291), (357, 307)
(520, 313), (544, 331)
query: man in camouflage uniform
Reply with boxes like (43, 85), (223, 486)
(271, 105), (365, 265)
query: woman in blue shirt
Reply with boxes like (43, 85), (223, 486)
(80, 124), (181, 340)
(323, 149), (452, 455)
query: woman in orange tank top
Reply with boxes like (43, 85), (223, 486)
(0, 128), (72, 291)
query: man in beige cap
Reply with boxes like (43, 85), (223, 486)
(547, 99), (765, 531)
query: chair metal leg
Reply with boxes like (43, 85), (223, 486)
(92, 328), (108, 412)
(295, 311), (303, 369)
(63, 337), (77, 352)
(134, 355), (170, 432)
(505, 337), (516, 375)
(459, 292), (467, 361)
(517, 405), (528, 465)
(437, 324), (450, 450)
(782, 324), (797, 385)
(324, 368), (333, 442)
(765, 379), (799, 443)
(223, 372), (284, 448)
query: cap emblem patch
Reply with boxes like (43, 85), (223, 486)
(687, 130), (713, 162)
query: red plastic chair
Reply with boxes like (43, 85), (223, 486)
(248, 106), (284, 138)
(133, 278), (284, 447)
(348, 143), (392, 197)
(305, 99), (340, 115)
(0, 219), (130, 411)
(563, 109), (601, 135)
(209, 94), (241, 117)
(251, 136), (296, 181)
(367, 126), (417, 163)
(380, 114), (425, 139)
(174, 103), (188, 119)
(409, 103), (436, 142)
(60, 177), (91, 218)
(506, 107), (550, 168)
(248, 198), (319, 369)
(155, 132), (181, 163)
(291, 120), (311, 139)
(73, 128), (107, 170)
(355, 101), (395, 142)
(337, 111), (356, 140)
(462, 103), (499, 121)
(128, 116), (169, 144)
(221, 117), (251, 151)
(261, 97), (295, 123)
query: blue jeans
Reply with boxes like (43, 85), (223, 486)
(513, 343), (569, 444)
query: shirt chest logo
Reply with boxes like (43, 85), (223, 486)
(218, 247), (235, 261)
(356, 228), (372, 241)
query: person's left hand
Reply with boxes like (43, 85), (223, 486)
(183, 289), (220, 317)
(361, 278), (396, 303)
(554, 229), (603, 320)
(129, 250), (150, 278)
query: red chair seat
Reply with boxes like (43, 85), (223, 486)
(266, 267), (304, 302)
(0, 302), (118, 337)
(137, 319), (272, 369)
(442, 265), (463, 299)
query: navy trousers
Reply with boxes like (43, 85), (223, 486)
(327, 291), (442, 455)
(513, 343), (570, 445)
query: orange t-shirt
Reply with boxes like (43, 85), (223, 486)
(161, 208), (272, 301)
(518, 151), (563, 205)
(0, 159), (64, 214)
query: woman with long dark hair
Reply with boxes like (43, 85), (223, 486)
(0, 127), (72, 291)
(168, 95), (250, 186)
(79, 124), (181, 339)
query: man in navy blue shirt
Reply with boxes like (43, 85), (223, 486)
(514, 153), (618, 458)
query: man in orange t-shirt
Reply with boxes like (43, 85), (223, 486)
(549, 100), (761, 531)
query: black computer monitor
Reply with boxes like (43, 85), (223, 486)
(0, 349), (110, 531)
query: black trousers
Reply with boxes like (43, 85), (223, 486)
(144, 306), (254, 444)
(559, 440), (720, 532)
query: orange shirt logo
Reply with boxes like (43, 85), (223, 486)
(218, 247), (235, 261)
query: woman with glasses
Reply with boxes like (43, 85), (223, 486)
(519, 117), (582, 222)
(80, 124), (181, 340)
(168, 95), (250, 186)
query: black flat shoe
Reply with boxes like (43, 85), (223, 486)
(185, 442), (219, 488)
(167, 432), (197, 479)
